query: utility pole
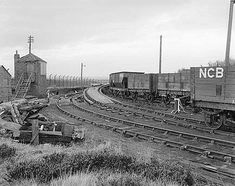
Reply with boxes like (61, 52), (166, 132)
(81, 63), (83, 87)
(28, 35), (34, 54)
(159, 35), (162, 74)
(225, 0), (235, 66)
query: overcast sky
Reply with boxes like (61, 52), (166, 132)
(0, 0), (234, 78)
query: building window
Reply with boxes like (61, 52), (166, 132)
(216, 85), (222, 96)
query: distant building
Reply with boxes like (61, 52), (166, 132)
(14, 50), (47, 98)
(0, 65), (12, 102)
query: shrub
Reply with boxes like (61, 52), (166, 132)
(0, 144), (16, 159)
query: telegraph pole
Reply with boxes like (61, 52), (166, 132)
(81, 63), (83, 87)
(225, 0), (235, 66)
(159, 35), (162, 74)
(28, 35), (34, 54)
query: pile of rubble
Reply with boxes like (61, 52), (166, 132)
(0, 98), (84, 144)
(0, 98), (47, 134)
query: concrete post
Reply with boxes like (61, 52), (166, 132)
(225, 0), (235, 66)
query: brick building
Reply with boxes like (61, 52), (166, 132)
(0, 65), (12, 102)
(14, 50), (47, 98)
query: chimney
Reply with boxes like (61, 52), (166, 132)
(14, 50), (20, 62)
(14, 50), (20, 80)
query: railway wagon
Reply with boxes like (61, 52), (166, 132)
(109, 71), (157, 99)
(157, 70), (191, 97)
(109, 70), (191, 100)
(191, 66), (235, 129)
(109, 71), (144, 89)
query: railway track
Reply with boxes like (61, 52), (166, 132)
(81, 91), (234, 145)
(55, 89), (235, 180)
(81, 93), (235, 154)
(100, 87), (235, 137)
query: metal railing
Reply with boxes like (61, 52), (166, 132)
(46, 74), (108, 88)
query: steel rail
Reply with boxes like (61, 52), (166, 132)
(99, 86), (235, 137)
(53, 91), (235, 180)
(56, 99), (235, 165)
(74, 94), (235, 150)
(88, 99), (235, 139)
(99, 86), (203, 123)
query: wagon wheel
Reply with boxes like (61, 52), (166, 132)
(204, 113), (224, 130)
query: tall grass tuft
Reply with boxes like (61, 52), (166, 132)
(0, 144), (16, 159)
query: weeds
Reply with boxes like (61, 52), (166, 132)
(0, 144), (16, 159)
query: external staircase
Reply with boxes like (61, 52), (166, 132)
(14, 73), (32, 99)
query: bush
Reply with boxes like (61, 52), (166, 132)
(6, 150), (194, 185)
(0, 144), (16, 159)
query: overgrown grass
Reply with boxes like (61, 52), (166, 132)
(15, 172), (178, 186)
(5, 150), (194, 185)
(0, 137), (213, 186)
(0, 143), (16, 159)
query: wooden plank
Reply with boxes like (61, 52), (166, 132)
(158, 74), (169, 81)
(225, 93), (235, 98)
(195, 89), (216, 96)
(150, 74), (157, 92)
(158, 83), (167, 89)
(174, 73), (181, 82)
(31, 120), (39, 145)
(19, 131), (72, 144)
(168, 73), (175, 82)
(224, 85), (235, 91)
(195, 88), (216, 94)
(195, 84), (215, 89)
(225, 73), (235, 79)
(195, 96), (235, 105)
(224, 81), (235, 86)
(128, 74), (150, 89)
(168, 83), (181, 90)
(183, 83), (190, 91)
(196, 95), (220, 101)
(40, 131), (62, 135)
(227, 66), (235, 72)
(195, 78), (224, 84)
(0, 118), (21, 131)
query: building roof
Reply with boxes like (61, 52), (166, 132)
(110, 71), (145, 75)
(18, 53), (47, 63)
(0, 65), (11, 77)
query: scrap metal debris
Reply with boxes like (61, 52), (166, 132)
(0, 98), (84, 144)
